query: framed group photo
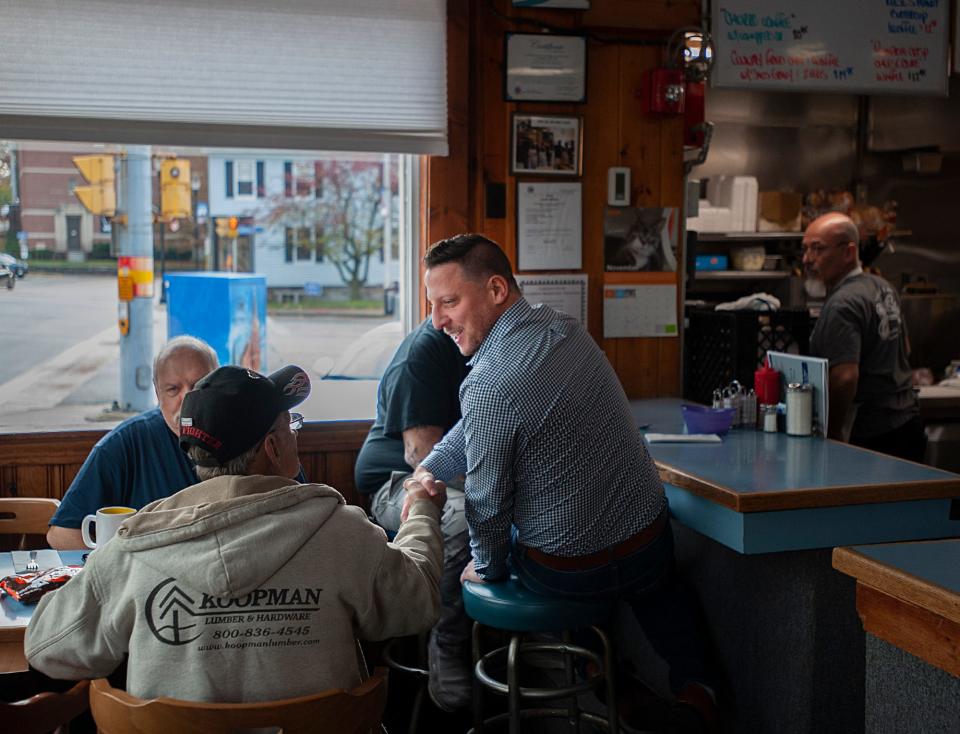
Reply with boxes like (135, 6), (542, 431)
(511, 114), (582, 176)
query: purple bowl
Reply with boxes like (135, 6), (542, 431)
(681, 404), (735, 435)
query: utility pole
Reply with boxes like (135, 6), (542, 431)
(115, 146), (155, 412)
(157, 165), (167, 304)
(382, 153), (392, 314)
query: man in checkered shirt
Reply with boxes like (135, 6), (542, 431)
(403, 234), (716, 729)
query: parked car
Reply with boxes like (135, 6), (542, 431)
(0, 262), (15, 289)
(0, 253), (27, 278)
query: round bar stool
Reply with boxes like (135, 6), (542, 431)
(463, 576), (619, 734)
(382, 633), (429, 734)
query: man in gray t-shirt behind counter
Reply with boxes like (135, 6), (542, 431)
(803, 212), (925, 461)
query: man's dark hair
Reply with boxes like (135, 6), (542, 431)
(424, 234), (519, 292)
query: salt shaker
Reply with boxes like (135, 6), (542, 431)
(762, 404), (779, 433)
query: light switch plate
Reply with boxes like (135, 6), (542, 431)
(608, 167), (630, 206)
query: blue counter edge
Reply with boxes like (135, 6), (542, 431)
(665, 484), (960, 554)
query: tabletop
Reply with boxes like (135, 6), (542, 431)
(1, 550), (86, 673)
(633, 398), (960, 512)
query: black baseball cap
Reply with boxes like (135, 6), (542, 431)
(179, 365), (311, 467)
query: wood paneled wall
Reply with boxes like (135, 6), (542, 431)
(426, 0), (699, 397)
(0, 421), (373, 508)
(0, 0), (700, 508)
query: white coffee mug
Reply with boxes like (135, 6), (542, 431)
(81, 506), (136, 550)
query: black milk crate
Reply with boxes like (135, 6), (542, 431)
(683, 308), (810, 406)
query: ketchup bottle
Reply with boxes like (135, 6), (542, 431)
(754, 357), (780, 406)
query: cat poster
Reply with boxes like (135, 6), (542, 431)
(604, 207), (679, 272)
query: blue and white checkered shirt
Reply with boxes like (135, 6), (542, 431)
(422, 299), (665, 580)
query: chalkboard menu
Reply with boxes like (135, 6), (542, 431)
(713, 0), (948, 95)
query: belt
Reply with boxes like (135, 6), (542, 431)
(522, 507), (668, 572)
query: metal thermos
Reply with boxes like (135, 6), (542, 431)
(785, 383), (813, 436)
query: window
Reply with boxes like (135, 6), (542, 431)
(0, 140), (419, 432)
(236, 161), (255, 198)
(283, 226), (315, 263)
(0, 0), (440, 432)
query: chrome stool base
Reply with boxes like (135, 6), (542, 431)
(382, 633), (429, 734)
(468, 623), (619, 734)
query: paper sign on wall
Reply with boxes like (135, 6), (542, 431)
(516, 274), (588, 325)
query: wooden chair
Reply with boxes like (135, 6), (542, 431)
(0, 497), (60, 550)
(0, 675), (90, 734)
(90, 667), (389, 734)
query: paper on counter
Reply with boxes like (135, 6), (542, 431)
(11, 550), (64, 573)
(644, 433), (722, 443)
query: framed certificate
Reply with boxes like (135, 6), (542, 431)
(504, 33), (587, 103)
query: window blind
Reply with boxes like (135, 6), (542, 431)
(0, 0), (448, 155)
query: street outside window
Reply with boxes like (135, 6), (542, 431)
(0, 140), (414, 433)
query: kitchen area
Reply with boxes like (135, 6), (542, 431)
(682, 33), (960, 472)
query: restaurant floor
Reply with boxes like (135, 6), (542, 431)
(376, 634), (670, 734)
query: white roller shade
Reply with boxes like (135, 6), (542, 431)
(0, 0), (447, 155)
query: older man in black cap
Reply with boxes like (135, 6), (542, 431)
(27, 365), (446, 704)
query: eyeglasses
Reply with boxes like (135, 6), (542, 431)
(801, 242), (852, 257)
(268, 412), (303, 436)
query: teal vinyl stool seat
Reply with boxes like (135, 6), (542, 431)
(463, 576), (619, 734)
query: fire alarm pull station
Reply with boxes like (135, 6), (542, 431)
(608, 167), (630, 207)
(642, 68), (685, 115)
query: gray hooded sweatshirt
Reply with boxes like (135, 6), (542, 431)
(25, 474), (443, 702)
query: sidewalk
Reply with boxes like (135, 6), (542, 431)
(0, 304), (386, 433)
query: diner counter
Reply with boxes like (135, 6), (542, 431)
(833, 539), (960, 677)
(632, 398), (960, 554)
(627, 398), (960, 734)
(833, 540), (960, 732)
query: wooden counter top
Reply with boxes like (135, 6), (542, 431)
(633, 398), (960, 513)
(632, 399), (960, 553)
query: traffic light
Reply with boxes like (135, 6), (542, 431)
(72, 155), (116, 216)
(214, 216), (239, 238)
(160, 159), (191, 219)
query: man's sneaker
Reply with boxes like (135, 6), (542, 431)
(672, 681), (720, 734)
(427, 630), (472, 712)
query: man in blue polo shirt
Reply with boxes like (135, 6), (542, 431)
(46, 336), (218, 549)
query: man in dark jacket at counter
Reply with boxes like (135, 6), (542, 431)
(804, 212), (925, 460)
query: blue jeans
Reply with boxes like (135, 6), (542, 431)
(371, 471), (472, 649)
(510, 516), (709, 695)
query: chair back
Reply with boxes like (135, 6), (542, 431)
(0, 497), (60, 550)
(0, 677), (90, 734)
(90, 667), (388, 734)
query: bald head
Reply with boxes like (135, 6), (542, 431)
(811, 213), (859, 249)
(802, 212), (860, 291)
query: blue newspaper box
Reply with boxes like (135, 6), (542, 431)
(166, 273), (267, 372)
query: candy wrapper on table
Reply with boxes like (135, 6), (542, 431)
(0, 566), (82, 604)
